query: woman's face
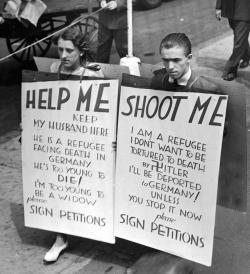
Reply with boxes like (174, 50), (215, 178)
(57, 38), (81, 70)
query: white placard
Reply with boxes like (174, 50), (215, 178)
(22, 79), (119, 243)
(115, 86), (228, 265)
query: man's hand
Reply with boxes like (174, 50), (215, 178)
(100, 0), (107, 8)
(215, 9), (222, 20)
(106, 1), (118, 10)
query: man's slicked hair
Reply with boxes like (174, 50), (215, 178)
(159, 33), (192, 56)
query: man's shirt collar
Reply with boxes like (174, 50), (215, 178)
(169, 66), (192, 86)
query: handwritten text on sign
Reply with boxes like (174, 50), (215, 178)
(22, 79), (119, 243)
(115, 86), (227, 266)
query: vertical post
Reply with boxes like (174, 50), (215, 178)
(127, 0), (133, 57)
(120, 0), (141, 75)
(87, 0), (92, 13)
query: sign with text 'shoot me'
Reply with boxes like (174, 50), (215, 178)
(115, 86), (228, 266)
(22, 79), (119, 243)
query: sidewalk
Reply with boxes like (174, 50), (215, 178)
(193, 33), (250, 89)
(0, 34), (250, 274)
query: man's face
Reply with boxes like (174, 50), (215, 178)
(58, 38), (81, 70)
(160, 46), (192, 80)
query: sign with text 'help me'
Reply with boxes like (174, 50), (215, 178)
(115, 86), (228, 266)
(22, 79), (119, 243)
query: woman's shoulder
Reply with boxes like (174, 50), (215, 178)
(85, 62), (104, 78)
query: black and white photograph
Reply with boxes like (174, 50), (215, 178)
(0, 0), (249, 273)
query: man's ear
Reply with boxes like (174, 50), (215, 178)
(187, 53), (192, 60)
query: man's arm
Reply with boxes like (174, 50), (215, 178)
(116, 0), (127, 9)
(98, 0), (126, 10)
(99, 0), (107, 8)
(107, 0), (127, 10)
(215, 0), (222, 9)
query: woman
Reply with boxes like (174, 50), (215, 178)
(44, 27), (104, 264)
(50, 26), (104, 78)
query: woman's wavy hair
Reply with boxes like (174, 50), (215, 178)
(52, 26), (94, 63)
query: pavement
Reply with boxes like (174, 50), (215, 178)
(0, 33), (250, 274)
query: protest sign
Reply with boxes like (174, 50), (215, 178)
(121, 73), (248, 212)
(115, 86), (228, 266)
(22, 77), (118, 243)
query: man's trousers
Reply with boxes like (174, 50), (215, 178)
(96, 24), (128, 63)
(224, 19), (250, 73)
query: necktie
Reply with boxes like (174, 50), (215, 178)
(169, 79), (180, 90)
(173, 79), (179, 87)
(164, 77), (183, 91)
(174, 79), (187, 91)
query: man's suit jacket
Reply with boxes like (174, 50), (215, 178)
(216, 0), (250, 22)
(151, 68), (219, 93)
(98, 0), (127, 29)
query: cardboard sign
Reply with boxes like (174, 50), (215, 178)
(115, 86), (228, 266)
(121, 73), (248, 212)
(22, 78), (119, 243)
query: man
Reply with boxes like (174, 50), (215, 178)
(96, 0), (127, 63)
(215, 0), (250, 81)
(151, 33), (218, 92)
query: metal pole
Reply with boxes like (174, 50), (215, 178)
(127, 0), (133, 57)
(120, 0), (140, 76)
(87, 0), (92, 13)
